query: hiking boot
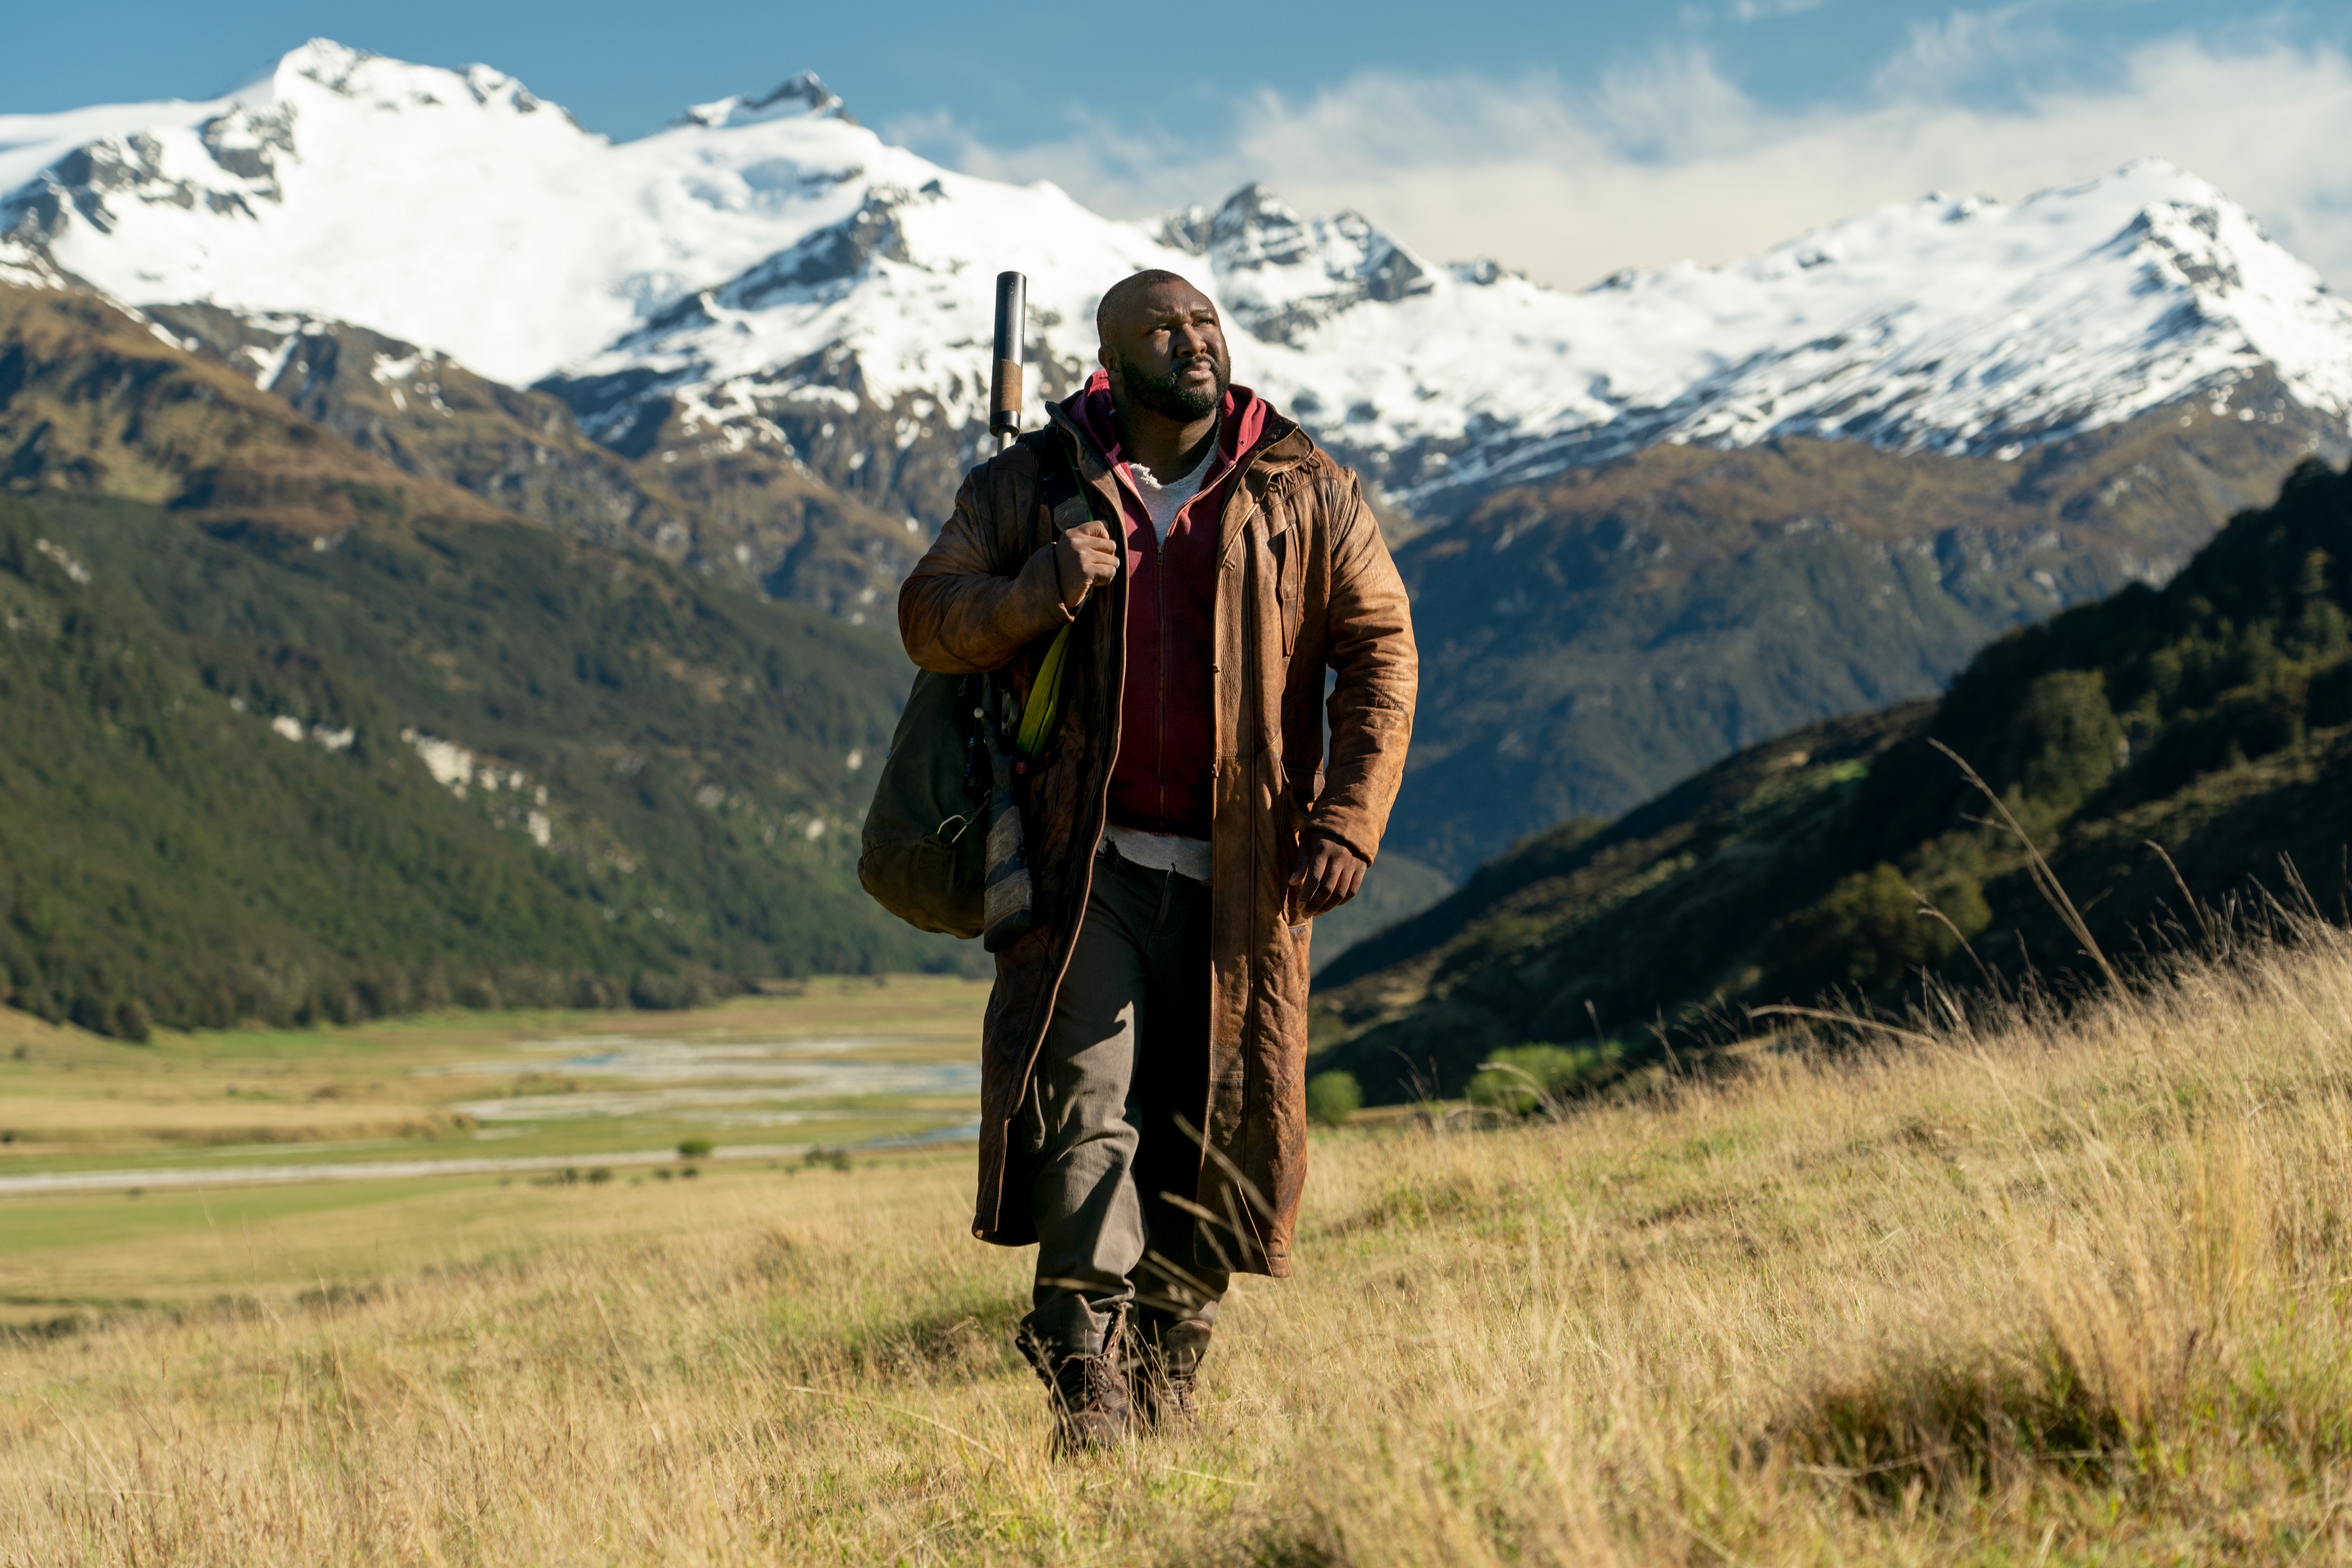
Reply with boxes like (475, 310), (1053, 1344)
(1017, 1303), (1130, 1454)
(1126, 1317), (1211, 1433)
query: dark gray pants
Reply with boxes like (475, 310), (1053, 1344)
(1021, 845), (1230, 1358)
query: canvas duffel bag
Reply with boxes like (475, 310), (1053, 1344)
(858, 431), (1098, 942)
(858, 666), (990, 938)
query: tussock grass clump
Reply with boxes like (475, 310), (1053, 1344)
(12, 926), (2352, 1561)
(1769, 1341), (2127, 1501)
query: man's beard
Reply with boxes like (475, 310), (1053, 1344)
(1115, 351), (1228, 421)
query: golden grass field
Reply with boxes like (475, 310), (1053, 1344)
(7, 927), (2352, 1565)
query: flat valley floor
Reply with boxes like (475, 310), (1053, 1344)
(0, 978), (989, 1319)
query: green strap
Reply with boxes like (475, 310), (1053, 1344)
(1011, 427), (1102, 762)
(1015, 622), (1073, 759)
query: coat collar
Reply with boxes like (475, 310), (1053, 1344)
(1047, 382), (1314, 558)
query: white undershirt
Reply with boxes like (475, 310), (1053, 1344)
(1127, 434), (1217, 542)
(1102, 825), (1214, 883)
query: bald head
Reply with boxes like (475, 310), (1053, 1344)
(1096, 269), (1207, 344)
(1096, 269), (1230, 427)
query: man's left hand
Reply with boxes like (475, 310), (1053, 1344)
(1289, 836), (1368, 918)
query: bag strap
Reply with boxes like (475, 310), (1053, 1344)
(1006, 427), (1109, 759)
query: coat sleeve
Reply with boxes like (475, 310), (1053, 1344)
(1309, 471), (1418, 863)
(898, 463), (1073, 675)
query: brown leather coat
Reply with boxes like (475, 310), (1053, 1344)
(898, 393), (1416, 1275)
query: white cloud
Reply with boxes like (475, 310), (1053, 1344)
(1869, 4), (2053, 99)
(1729, 0), (1830, 21)
(900, 35), (2352, 293)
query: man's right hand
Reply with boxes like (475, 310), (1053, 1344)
(1054, 520), (1120, 612)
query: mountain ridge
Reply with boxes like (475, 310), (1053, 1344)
(11, 42), (2352, 995)
(138, 301), (924, 617)
(5, 41), (2347, 538)
(1380, 381), (2345, 874)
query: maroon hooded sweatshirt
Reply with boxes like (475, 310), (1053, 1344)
(1071, 370), (1273, 841)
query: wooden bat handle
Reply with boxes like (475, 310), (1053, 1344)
(990, 271), (1027, 449)
(990, 360), (1023, 424)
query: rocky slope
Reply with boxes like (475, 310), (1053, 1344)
(1386, 384), (2345, 874)
(0, 284), (504, 536)
(142, 302), (923, 616)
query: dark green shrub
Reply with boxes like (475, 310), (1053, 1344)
(2307, 655), (2352, 728)
(630, 969), (708, 1010)
(676, 1136), (713, 1160)
(1774, 862), (1989, 994)
(1999, 670), (2125, 811)
(112, 998), (152, 1044)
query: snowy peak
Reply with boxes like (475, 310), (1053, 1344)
(270, 37), (378, 96)
(1158, 184), (1434, 346)
(0, 41), (894, 385)
(264, 39), (561, 119)
(3, 48), (2347, 527)
(1207, 158), (2352, 502)
(545, 166), (1188, 455)
(677, 72), (853, 130)
(2, 39), (583, 255)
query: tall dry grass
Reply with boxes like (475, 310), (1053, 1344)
(9, 923), (2352, 1563)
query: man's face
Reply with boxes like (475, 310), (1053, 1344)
(1101, 284), (1230, 422)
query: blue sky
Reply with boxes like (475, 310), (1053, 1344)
(12, 2), (2352, 287)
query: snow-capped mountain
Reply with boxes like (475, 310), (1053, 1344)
(5, 39), (2351, 526)
(1174, 170), (2352, 505)
(0, 42), (1181, 456)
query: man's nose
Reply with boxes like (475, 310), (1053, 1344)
(1172, 322), (1210, 358)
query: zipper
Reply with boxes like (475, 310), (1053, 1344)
(1154, 504), (1168, 830)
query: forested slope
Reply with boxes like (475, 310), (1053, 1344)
(1316, 457), (2352, 1100)
(0, 286), (966, 1038)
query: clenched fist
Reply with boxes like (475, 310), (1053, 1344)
(1054, 520), (1120, 611)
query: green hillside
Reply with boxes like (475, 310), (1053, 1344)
(1386, 398), (2344, 875)
(1315, 456), (2352, 1100)
(0, 286), (970, 1039)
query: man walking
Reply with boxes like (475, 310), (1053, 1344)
(898, 270), (1416, 1450)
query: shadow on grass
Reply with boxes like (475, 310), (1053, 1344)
(1761, 1339), (2127, 1506)
(833, 1294), (1026, 1384)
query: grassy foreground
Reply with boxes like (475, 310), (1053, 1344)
(8, 934), (2352, 1564)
